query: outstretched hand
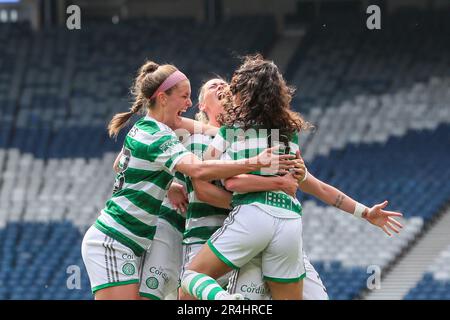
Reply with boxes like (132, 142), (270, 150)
(365, 200), (404, 236)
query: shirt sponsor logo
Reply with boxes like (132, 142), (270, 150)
(159, 137), (180, 153)
(240, 282), (267, 295)
(122, 253), (135, 260)
(149, 266), (169, 284)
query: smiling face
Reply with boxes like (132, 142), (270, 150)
(161, 79), (192, 129)
(199, 78), (227, 126)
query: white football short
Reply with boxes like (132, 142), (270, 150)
(139, 219), (183, 300)
(81, 225), (142, 294)
(207, 204), (306, 283)
(227, 252), (329, 300)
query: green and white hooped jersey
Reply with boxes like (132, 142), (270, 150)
(158, 171), (187, 234)
(95, 116), (191, 256)
(210, 126), (303, 219)
(182, 133), (229, 245)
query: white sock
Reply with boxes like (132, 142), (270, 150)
(181, 270), (229, 300)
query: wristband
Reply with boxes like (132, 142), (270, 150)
(353, 202), (367, 218)
(299, 167), (308, 183)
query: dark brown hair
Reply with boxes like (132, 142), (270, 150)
(108, 60), (179, 138)
(218, 54), (312, 144)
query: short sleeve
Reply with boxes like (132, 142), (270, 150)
(150, 131), (192, 174)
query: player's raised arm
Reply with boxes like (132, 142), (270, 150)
(298, 171), (404, 236)
(177, 117), (219, 136)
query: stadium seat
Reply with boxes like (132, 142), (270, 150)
(0, 10), (449, 300)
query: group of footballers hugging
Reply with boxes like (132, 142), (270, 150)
(81, 54), (404, 300)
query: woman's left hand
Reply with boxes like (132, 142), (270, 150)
(365, 200), (404, 236)
(168, 182), (189, 214)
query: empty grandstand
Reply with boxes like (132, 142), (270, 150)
(0, 0), (449, 300)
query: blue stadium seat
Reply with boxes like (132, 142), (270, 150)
(1, 10), (449, 300)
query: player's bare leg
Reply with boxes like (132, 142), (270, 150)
(181, 244), (243, 300)
(94, 283), (140, 300)
(178, 287), (197, 300)
(187, 244), (232, 279)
